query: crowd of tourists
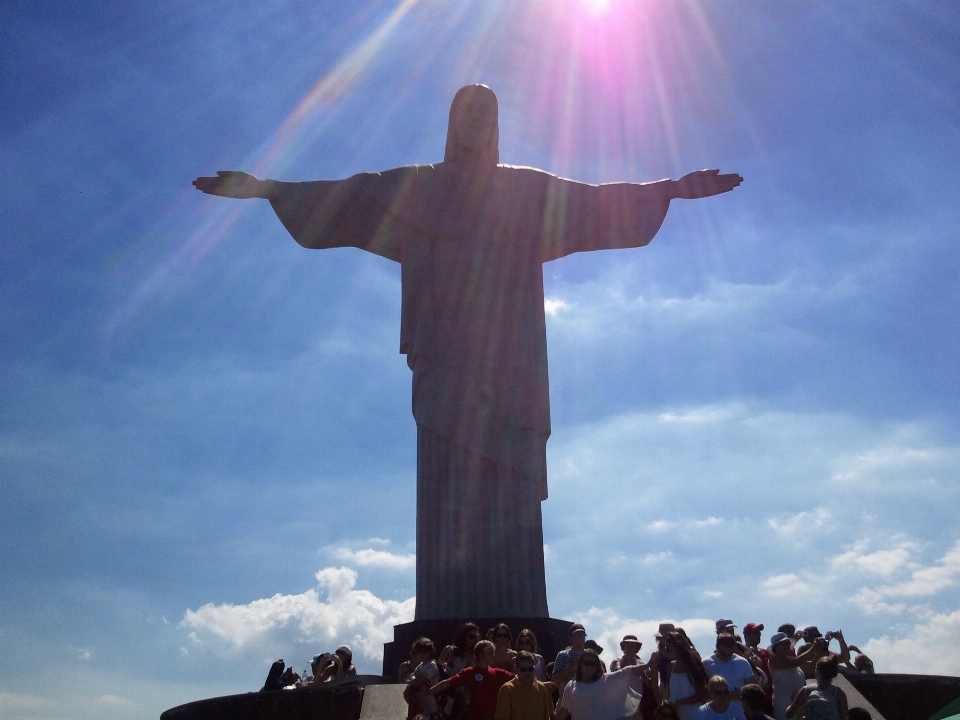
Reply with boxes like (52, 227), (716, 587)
(398, 620), (876, 720)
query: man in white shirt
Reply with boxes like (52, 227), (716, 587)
(702, 635), (759, 716)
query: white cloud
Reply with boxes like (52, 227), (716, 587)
(832, 446), (944, 482)
(849, 588), (907, 615)
(831, 541), (915, 577)
(98, 694), (132, 707)
(78, 648), (92, 661)
(572, 608), (716, 667)
(703, 590), (724, 598)
(860, 540), (960, 600)
(647, 520), (676, 532)
(657, 406), (737, 424)
(861, 608), (960, 675)
(762, 573), (809, 598)
(694, 517), (722, 527)
(181, 567), (415, 662)
(544, 297), (570, 317)
(0, 692), (56, 710)
(767, 508), (830, 535)
(334, 547), (416, 569)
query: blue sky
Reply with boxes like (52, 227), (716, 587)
(2, 1), (960, 718)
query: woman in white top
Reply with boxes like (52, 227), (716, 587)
(768, 632), (822, 720)
(515, 629), (546, 681)
(661, 632), (707, 720)
(556, 649), (645, 720)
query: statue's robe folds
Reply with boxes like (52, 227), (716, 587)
(269, 164), (671, 619)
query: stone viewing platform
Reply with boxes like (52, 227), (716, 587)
(159, 669), (960, 720)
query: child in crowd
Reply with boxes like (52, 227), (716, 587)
(406, 638), (442, 720)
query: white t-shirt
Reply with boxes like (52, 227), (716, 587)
(559, 666), (640, 720)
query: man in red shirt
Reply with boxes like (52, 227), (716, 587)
(430, 640), (515, 720)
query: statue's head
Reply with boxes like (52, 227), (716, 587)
(444, 84), (499, 165)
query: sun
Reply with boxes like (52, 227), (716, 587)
(580, 0), (613, 16)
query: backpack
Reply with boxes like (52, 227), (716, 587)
(803, 684), (840, 720)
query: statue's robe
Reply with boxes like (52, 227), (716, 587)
(269, 163), (671, 619)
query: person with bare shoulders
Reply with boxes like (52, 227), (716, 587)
(515, 629), (546, 681)
(491, 623), (518, 672)
(785, 655), (847, 720)
(768, 632), (821, 720)
(662, 631), (709, 720)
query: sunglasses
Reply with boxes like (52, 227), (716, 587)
(580, 661), (598, 668)
(495, 633), (510, 639)
(517, 666), (535, 673)
(517, 639), (533, 645)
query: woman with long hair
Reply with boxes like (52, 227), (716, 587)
(556, 649), (645, 720)
(662, 631), (708, 720)
(439, 623), (480, 675)
(490, 623), (517, 671)
(515, 629), (545, 680)
(437, 622), (480, 719)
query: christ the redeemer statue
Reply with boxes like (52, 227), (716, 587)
(194, 85), (742, 620)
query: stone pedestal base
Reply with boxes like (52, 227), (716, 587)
(382, 616), (572, 678)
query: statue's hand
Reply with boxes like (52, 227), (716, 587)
(673, 169), (743, 199)
(192, 170), (265, 199)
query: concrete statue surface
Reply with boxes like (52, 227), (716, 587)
(193, 84), (742, 620)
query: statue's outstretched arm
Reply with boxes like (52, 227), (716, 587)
(670, 169), (743, 200)
(193, 170), (275, 200)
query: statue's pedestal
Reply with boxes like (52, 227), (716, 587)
(382, 616), (572, 678)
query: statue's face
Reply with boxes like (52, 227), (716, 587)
(454, 92), (496, 153)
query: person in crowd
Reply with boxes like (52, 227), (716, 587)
(785, 655), (847, 720)
(610, 635), (643, 672)
(715, 620), (737, 637)
(740, 684), (774, 720)
(439, 623), (481, 719)
(494, 650), (553, 720)
(661, 631), (708, 720)
(655, 701), (683, 720)
(260, 659), (300, 691)
(555, 648), (646, 720)
(553, 623), (588, 689)
(740, 624), (772, 709)
(440, 623), (482, 675)
(336, 645), (358, 677)
(775, 625), (798, 655)
(798, 628), (850, 674)
(584, 640), (607, 673)
(429, 640), (515, 720)
(610, 634), (647, 692)
(311, 652), (344, 683)
(400, 646), (419, 683)
(515, 629), (546, 680)
(491, 623), (518, 671)
(768, 632), (822, 720)
(844, 647), (874, 675)
(695, 676), (745, 720)
(653, 624), (677, 691)
(702, 634), (759, 716)
(406, 638), (442, 720)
